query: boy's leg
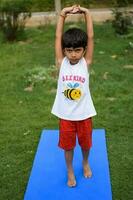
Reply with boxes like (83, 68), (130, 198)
(77, 118), (92, 178)
(81, 148), (92, 178)
(65, 149), (76, 187)
(59, 119), (77, 186)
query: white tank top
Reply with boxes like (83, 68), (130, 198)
(51, 57), (97, 121)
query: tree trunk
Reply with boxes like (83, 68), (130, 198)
(55, 0), (61, 14)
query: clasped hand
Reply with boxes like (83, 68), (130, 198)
(61, 5), (89, 16)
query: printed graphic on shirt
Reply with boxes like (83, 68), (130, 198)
(62, 75), (85, 83)
(63, 82), (82, 100)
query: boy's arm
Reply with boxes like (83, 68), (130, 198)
(55, 11), (65, 67)
(55, 6), (79, 67)
(79, 7), (94, 66)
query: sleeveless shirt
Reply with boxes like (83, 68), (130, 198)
(51, 57), (96, 121)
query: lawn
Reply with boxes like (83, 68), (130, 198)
(0, 22), (133, 200)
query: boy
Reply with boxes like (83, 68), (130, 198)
(51, 5), (96, 187)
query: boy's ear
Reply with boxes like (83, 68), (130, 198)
(63, 49), (66, 55)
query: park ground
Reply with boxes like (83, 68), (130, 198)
(0, 11), (133, 200)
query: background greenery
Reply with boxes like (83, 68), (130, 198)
(24, 0), (133, 11)
(1, 0), (133, 42)
(0, 21), (133, 200)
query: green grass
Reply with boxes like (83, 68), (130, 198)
(0, 23), (133, 200)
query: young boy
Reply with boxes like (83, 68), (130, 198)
(51, 5), (96, 187)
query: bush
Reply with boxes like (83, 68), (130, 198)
(111, 0), (133, 35)
(112, 8), (132, 35)
(24, 65), (57, 90)
(112, 0), (129, 7)
(0, 0), (32, 41)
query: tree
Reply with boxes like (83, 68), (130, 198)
(55, 0), (61, 14)
(0, 0), (32, 41)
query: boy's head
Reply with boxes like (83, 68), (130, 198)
(62, 28), (88, 64)
(62, 27), (88, 50)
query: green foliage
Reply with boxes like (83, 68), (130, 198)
(29, 0), (133, 11)
(6, 0), (131, 12)
(62, 0), (133, 10)
(112, 8), (133, 35)
(31, 0), (54, 12)
(112, 0), (129, 7)
(0, 0), (32, 41)
(24, 65), (57, 88)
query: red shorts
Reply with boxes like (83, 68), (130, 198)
(58, 118), (92, 150)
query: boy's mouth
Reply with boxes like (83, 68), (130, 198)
(70, 59), (79, 65)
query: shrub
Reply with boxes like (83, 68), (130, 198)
(24, 65), (57, 88)
(111, 0), (133, 35)
(0, 0), (32, 41)
(112, 0), (129, 7)
(112, 8), (132, 35)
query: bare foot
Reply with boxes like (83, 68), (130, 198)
(83, 161), (92, 178)
(67, 171), (76, 187)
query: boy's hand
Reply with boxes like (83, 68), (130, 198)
(78, 6), (90, 15)
(60, 5), (90, 18)
(70, 5), (80, 14)
(60, 5), (80, 17)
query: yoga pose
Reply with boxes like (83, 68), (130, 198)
(51, 5), (96, 187)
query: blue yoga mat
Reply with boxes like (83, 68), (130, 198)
(24, 129), (112, 200)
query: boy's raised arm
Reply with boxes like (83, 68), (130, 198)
(79, 7), (94, 66)
(55, 11), (65, 67)
(55, 6), (80, 67)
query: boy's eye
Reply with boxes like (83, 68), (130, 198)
(65, 48), (83, 53)
(75, 49), (81, 53)
(67, 49), (73, 53)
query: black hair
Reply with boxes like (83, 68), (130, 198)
(62, 28), (88, 49)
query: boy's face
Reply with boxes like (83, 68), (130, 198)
(64, 47), (85, 65)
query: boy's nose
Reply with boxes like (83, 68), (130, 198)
(71, 51), (76, 57)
